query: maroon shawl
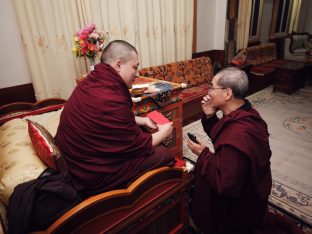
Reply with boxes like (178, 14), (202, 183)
(55, 63), (153, 194)
(191, 104), (272, 233)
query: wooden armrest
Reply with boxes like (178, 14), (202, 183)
(0, 98), (66, 116)
(36, 166), (192, 234)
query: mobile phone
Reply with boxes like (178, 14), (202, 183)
(187, 132), (199, 143)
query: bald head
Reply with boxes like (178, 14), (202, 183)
(100, 40), (138, 65)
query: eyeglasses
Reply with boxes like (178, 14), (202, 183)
(207, 82), (227, 92)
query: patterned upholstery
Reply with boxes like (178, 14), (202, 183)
(233, 43), (277, 66)
(0, 108), (63, 206)
(139, 57), (213, 88)
(139, 57), (213, 124)
(179, 83), (209, 104)
(0, 119), (47, 205)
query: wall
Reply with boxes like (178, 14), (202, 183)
(0, 0), (31, 89)
(1, 0), (227, 90)
(196, 0), (227, 52)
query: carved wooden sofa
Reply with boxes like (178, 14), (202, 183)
(231, 43), (289, 94)
(139, 57), (213, 125)
(0, 99), (193, 233)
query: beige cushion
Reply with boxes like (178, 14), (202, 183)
(0, 119), (47, 205)
(292, 35), (308, 50)
(0, 200), (8, 233)
(0, 108), (63, 207)
(24, 107), (63, 137)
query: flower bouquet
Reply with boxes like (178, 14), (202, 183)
(72, 23), (108, 66)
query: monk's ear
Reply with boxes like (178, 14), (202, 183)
(225, 88), (233, 101)
(112, 60), (122, 73)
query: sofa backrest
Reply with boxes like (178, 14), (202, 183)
(233, 43), (277, 66)
(285, 32), (311, 52)
(139, 57), (213, 87)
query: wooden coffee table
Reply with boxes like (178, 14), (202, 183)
(274, 62), (311, 94)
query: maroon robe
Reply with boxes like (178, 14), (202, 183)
(191, 101), (272, 233)
(55, 63), (173, 196)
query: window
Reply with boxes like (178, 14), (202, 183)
(270, 0), (293, 38)
(249, 0), (264, 42)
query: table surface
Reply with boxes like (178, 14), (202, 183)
(131, 76), (182, 102)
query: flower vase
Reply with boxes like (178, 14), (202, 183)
(89, 57), (95, 71)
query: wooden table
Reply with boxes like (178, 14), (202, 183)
(274, 62), (311, 94)
(131, 77), (183, 159)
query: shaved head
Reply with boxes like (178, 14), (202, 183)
(100, 40), (138, 65)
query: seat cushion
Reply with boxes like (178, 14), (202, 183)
(250, 65), (275, 76)
(179, 83), (209, 104)
(0, 119), (47, 205)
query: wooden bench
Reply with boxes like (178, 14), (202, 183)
(0, 99), (193, 233)
(231, 43), (289, 94)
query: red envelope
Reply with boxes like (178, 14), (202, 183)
(147, 110), (170, 124)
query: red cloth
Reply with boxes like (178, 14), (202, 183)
(56, 63), (166, 195)
(191, 102), (272, 233)
(174, 157), (186, 167)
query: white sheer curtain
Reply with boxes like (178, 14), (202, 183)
(296, 0), (312, 33)
(236, 0), (252, 52)
(289, 0), (302, 33)
(12, 0), (193, 100)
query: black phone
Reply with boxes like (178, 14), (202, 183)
(187, 132), (199, 143)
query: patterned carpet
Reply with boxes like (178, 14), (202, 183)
(183, 85), (312, 230)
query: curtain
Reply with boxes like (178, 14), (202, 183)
(236, 0), (252, 52)
(289, 0), (302, 33)
(12, 0), (193, 100)
(296, 0), (312, 33)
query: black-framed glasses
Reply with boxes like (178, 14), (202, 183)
(207, 82), (227, 92)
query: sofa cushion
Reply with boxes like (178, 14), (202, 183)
(231, 50), (247, 66)
(0, 200), (8, 233)
(139, 57), (213, 88)
(0, 119), (47, 205)
(242, 43), (277, 66)
(250, 64), (275, 76)
(293, 48), (308, 55)
(292, 35), (308, 50)
(304, 41), (312, 50)
(179, 83), (209, 104)
(27, 120), (60, 169)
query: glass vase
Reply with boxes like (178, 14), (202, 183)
(89, 57), (95, 71)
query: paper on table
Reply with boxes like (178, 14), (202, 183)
(146, 110), (170, 124)
(132, 83), (150, 89)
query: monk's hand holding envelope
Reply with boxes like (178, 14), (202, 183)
(147, 110), (173, 146)
(157, 122), (173, 139)
(135, 116), (157, 129)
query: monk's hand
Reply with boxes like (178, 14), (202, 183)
(144, 117), (157, 129)
(201, 95), (217, 118)
(157, 122), (173, 139)
(135, 116), (157, 129)
(187, 138), (206, 156)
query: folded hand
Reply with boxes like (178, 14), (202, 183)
(201, 95), (217, 118)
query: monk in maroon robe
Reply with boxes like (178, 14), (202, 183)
(56, 40), (174, 197)
(188, 67), (272, 233)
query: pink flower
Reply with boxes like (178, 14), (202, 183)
(89, 32), (99, 39)
(72, 23), (108, 59)
(84, 23), (96, 33)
